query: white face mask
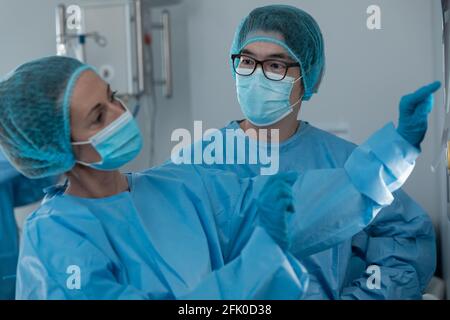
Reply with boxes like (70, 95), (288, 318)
(236, 68), (303, 126)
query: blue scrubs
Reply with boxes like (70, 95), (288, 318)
(15, 123), (420, 299)
(0, 151), (55, 299)
(175, 120), (436, 299)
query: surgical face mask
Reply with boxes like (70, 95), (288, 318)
(72, 100), (143, 170)
(236, 68), (303, 126)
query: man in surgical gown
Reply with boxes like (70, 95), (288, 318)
(0, 150), (56, 299)
(172, 5), (437, 299)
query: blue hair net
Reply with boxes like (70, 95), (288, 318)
(230, 5), (325, 101)
(0, 56), (94, 178)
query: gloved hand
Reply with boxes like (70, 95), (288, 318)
(257, 172), (298, 251)
(397, 81), (441, 149)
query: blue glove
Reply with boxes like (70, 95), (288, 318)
(397, 81), (441, 149)
(257, 172), (298, 251)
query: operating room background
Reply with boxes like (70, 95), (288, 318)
(0, 0), (448, 296)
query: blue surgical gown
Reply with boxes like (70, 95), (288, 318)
(0, 151), (55, 299)
(173, 120), (436, 300)
(16, 123), (421, 299)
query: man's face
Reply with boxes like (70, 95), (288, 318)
(240, 41), (303, 106)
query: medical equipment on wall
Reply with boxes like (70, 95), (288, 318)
(55, 0), (177, 166)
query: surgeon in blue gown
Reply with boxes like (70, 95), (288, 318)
(0, 150), (56, 299)
(171, 5), (440, 299)
(0, 56), (439, 299)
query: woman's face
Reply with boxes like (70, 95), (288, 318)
(70, 70), (125, 164)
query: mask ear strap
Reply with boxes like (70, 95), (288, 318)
(288, 73), (304, 108)
(292, 75), (303, 84)
(289, 94), (304, 108)
(75, 159), (102, 167)
(72, 141), (91, 146)
(290, 98), (301, 108)
(72, 141), (98, 167)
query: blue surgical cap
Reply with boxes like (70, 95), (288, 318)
(0, 56), (94, 178)
(230, 5), (325, 101)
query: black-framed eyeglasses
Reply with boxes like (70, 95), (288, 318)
(231, 54), (300, 81)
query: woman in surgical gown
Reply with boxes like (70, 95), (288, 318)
(0, 56), (439, 299)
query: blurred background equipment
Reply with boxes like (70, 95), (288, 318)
(55, 0), (179, 168)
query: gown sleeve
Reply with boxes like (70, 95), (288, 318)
(192, 123), (421, 260)
(179, 123), (421, 299)
(285, 122), (420, 257)
(16, 123), (420, 300)
(15, 209), (149, 300)
(16, 183), (309, 300)
(339, 189), (436, 300)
